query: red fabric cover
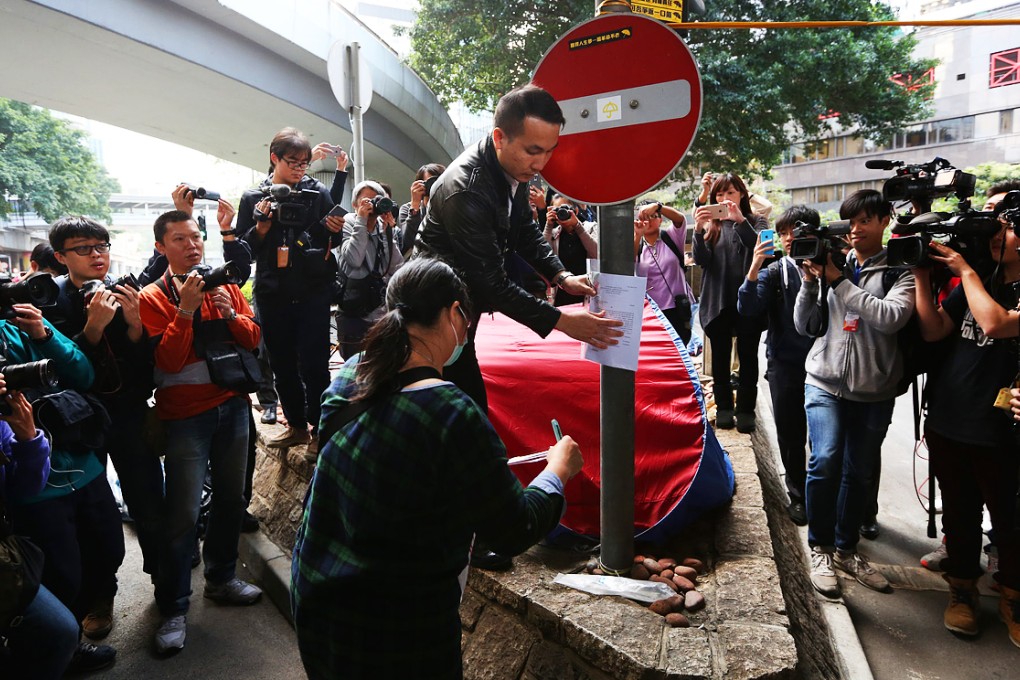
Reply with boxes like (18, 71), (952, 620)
(475, 301), (705, 537)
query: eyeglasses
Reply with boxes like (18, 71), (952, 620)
(60, 242), (111, 256)
(281, 157), (311, 171)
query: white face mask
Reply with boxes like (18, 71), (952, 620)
(444, 305), (469, 367)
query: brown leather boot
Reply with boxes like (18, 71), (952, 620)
(943, 574), (979, 636)
(999, 584), (1020, 648)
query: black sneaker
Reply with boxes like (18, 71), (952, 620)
(66, 641), (117, 674)
(787, 501), (807, 526)
(241, 510), (260, 533)
(469, 549), (512, 571)
(260, 404), (277, 425)
(859, 521), (880, 540)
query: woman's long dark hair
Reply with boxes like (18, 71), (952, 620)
(709, 173), (753, 220)
(353, 258), (470, 401)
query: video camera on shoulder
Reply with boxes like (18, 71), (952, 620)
(0, 272), (59, 320)
(189, 262), (243, 290)
(257, 184), (320, 228)
(999, 190), (1020, 237)
(868, 157), (1001, 268)
(789, 220), (851, 269)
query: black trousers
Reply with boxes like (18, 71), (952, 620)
(767, 362), (808, 502)
(259, 293), (332, 431)
(704, 307), (761, 413)
(11, 475), (126, 623)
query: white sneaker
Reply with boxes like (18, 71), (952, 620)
(920, 536), (948, 571)
(155, 615), (186, 654)
(810, 546), (841, 598)
(834, 550), (890, 592)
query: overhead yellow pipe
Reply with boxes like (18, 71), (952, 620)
(663, 19), (1020, 29)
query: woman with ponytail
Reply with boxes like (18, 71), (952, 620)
(290, 257), (584, 680)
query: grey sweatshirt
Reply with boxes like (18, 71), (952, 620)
(793, 249), (915, 402)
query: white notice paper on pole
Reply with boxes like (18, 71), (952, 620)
(582, 272), (645, 372)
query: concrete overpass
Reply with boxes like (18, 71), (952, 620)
(0, 0), (463, 202)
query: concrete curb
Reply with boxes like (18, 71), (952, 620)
(753, 378), (874, 680)
(239, 530), (294, 626)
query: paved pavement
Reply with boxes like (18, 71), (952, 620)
(96, 523), (304, 679)
(763, 382), (1019, 678)
(842, 390), (1019, 679)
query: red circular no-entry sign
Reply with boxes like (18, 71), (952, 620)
(532, 13), (702, 206)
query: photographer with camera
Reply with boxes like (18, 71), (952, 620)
(139, 210), (263, 654)
(692, 173), (768, 432)
(0, 375), (81, 680)
(911, 183), (1020, 644)
(238, 128), (344, 452)
(0, 288), (122, 672)
(334, 181), (404, 360)
(42, 217), (161, 639)
(738, 206), (819, 526)
(633, 200), (692, 344)
(399, 163), (446, 258)
(545, 194), (599, 307)
(794, 189), (914, 598)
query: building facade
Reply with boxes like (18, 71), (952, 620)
(773, 1), (1020, 212)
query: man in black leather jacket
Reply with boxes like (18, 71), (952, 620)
(416, 84), (622, 411)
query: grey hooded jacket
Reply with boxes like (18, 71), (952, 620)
(794, 249), (915, 402)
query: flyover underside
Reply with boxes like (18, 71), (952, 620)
(0, 0), (457, 195)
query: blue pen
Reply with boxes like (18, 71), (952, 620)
(551, 419), (563, 441)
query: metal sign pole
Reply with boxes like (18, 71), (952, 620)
(347, 42), (365, 186)
(598, 201), (635, 573)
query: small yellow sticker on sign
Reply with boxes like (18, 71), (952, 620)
(629, 0), (684, 24)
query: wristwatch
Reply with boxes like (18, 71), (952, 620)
(32, 326), (54, 344)
(552, 271), (571, 288)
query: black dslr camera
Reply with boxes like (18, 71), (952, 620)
(370, 195), (398, 219)
(869, 157), (1001, 268)
(0, 358), (57, 415)
(0, 272), (59, 320)
(789, 220), (852, 269)
(189, 262), (243, 290)
(256, 184), (320, 228)
(80, 273), (141, 306)
(554, 205), (575, 222)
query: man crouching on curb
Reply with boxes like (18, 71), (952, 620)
(138, 210), (263, 654)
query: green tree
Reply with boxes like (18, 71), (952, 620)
(404, 0), (933, 182)
(0, 99), (120, 222)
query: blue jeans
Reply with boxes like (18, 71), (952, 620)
(804, 385), (894, 551)
(156, 396), (249, 616)
(2, 584), (79, 679)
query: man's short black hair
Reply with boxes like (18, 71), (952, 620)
(987, 179), (1020, 197)
(493, 84), (565, 139)
(840, 189), (892, 221)
(48, 216), (110, 252)
(776, 205), (820, 233)
(153, 210), (194, 243)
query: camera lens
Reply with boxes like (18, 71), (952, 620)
(1, 359), (58, 392)
(555, 206), (573, 222)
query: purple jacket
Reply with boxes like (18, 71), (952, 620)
(0, 422), (50, 504)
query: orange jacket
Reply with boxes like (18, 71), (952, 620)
(139, 281), (260, 420)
